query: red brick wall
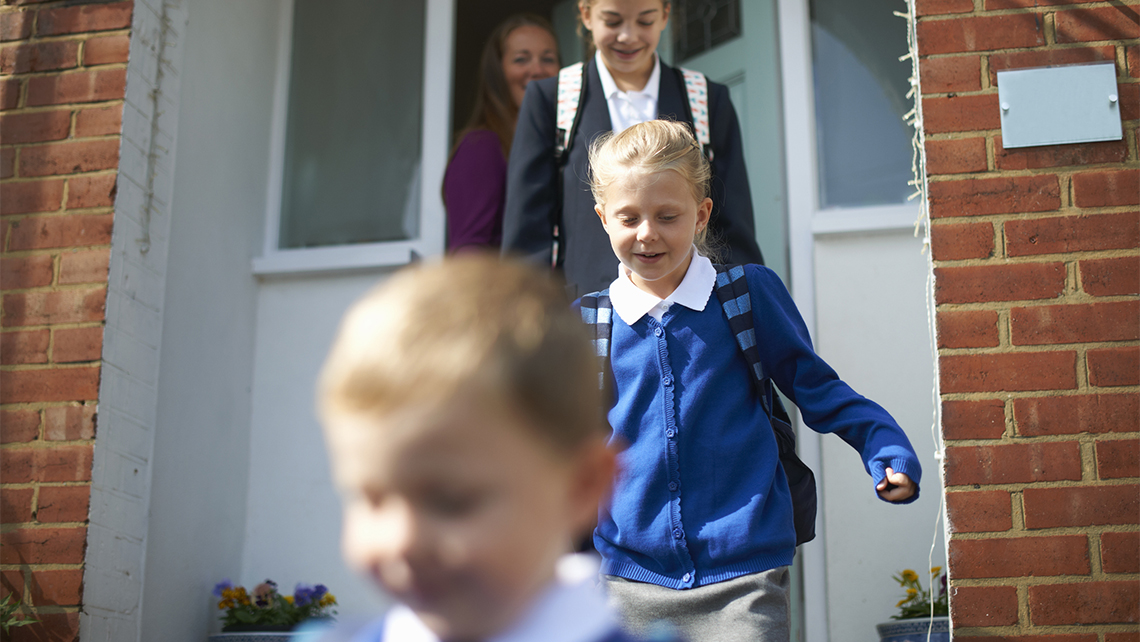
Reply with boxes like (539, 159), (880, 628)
(0, 1), (132, 639)
(917, 0), (1140, 635)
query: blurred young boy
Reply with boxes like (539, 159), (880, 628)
(312, 255), (644, 642)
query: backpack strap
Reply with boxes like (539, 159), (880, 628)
(555, 62), (586, 165)
(679, 68), (714, 162)
(578, 290), (613, 391)
(713, 263), (815, 546)
(713, 264), (770, 412)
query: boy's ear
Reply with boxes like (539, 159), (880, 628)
(566, 437), (617, 532)
(595, 205), (608, 230)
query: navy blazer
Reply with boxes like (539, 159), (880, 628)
(502, 58), (764, 296)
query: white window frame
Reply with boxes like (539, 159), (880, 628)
(777, 0), (920, 640)
(252, 0), (453, 276)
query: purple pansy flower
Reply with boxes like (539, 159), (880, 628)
(213, 579), (233, 598)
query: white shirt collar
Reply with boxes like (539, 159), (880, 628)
(380, 555), (616, 642)
(594, 49), (661, 102)
(608, 250), (716, 324)
(594, 50), (661, 134)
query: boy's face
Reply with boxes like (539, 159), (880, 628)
(326, 394), (605, 641)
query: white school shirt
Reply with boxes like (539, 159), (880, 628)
(378, 554), (617, 642)
(608, 250), (716, 323)
(595, 49), (661, 134)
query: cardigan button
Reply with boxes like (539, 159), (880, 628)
(668, 481), (678, 491)
(683, 573), (692, 582)
(662, 375), (673, 386)
(666, 429), (675, 438)
(672, 528), (683, 540)
(654, 327), (664, 337)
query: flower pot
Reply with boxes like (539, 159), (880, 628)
(876, 616), (950, 642)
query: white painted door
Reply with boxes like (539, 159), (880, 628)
(666, 0), (788, 281)
(777, 0), (945, 641)
(242, 0), (453, 618)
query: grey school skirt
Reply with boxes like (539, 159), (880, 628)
(603, 567), (791, 642)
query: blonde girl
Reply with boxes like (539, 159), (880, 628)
(502, 0), (764, 297)
(585, 120), (921, 642)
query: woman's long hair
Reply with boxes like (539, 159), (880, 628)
(459, 13), (558, 159)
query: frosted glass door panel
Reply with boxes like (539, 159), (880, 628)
(810, 0), (912, 209)
(279, 0), (425, 249)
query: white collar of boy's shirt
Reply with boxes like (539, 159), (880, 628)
(595, 49), (660, 134)
(608, 249), (715, 324)
(380, 554), (616, 642)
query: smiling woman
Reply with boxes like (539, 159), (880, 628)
(442, 14), (560, 252)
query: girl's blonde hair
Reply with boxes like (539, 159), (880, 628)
(588, 119), (719, 257)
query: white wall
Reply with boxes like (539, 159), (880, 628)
(139, 1), (280, 639)
(813, 229), (945, 641)
(82, 0), (189, 639)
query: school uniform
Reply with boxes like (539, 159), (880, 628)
(502, 55), (764, 297)
(593, 253), (921, 639)
(294, 566), (652, 642)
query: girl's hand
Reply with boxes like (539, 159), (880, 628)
(876, 467), (916, 502)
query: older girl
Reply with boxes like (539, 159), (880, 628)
(502, 0), (764, 297)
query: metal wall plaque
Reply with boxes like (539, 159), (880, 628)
(997, 62), (1123, 148)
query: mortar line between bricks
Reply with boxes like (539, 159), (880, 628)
(918, 43), (1140, 61)
(1, 247), (113, 262)
(0, 61), (127, 78)
(2, 480), (95, 487)
(930, 210), (1140, 227)
(0, 171), (123, 182)
(927, 165), (1140, 183)
(947, 528), (1124, 540)
(0, 134), (128, 148)
(0, 98), (125, 115)
(934, 291), (1140, 308)
(934, 389), (1140, 401)
(954, 624), (1140, 637)
(944, 479), (1140, 491)
(951, 573), (1140, 587)
(1, 29), (132, 46)
(942, 433), (1140, 446)
(937, 340), (1138, 356)
(0, 564), (85, 572)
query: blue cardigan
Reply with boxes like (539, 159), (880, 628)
(594, 265), (921, 589)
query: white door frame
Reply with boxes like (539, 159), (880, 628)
(776, 1), (919, 640)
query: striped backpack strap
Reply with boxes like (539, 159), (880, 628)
(713, 263), (817, 547)
(713, 264), (769, 409)
(679, 67), (713, 162)
(555, 62), (586, 164)
(578, 290), (613, 391)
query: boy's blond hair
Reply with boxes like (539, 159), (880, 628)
(318, 254), (604, 452)
(587, 119), (717, 257)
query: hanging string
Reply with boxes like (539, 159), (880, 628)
(897, 0), (948, 638)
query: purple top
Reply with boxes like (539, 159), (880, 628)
(443, 129), (507, 252)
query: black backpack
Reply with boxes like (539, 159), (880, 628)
(578, 264), (818, 546)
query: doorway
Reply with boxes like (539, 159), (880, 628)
(450, 0), (565, 141)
